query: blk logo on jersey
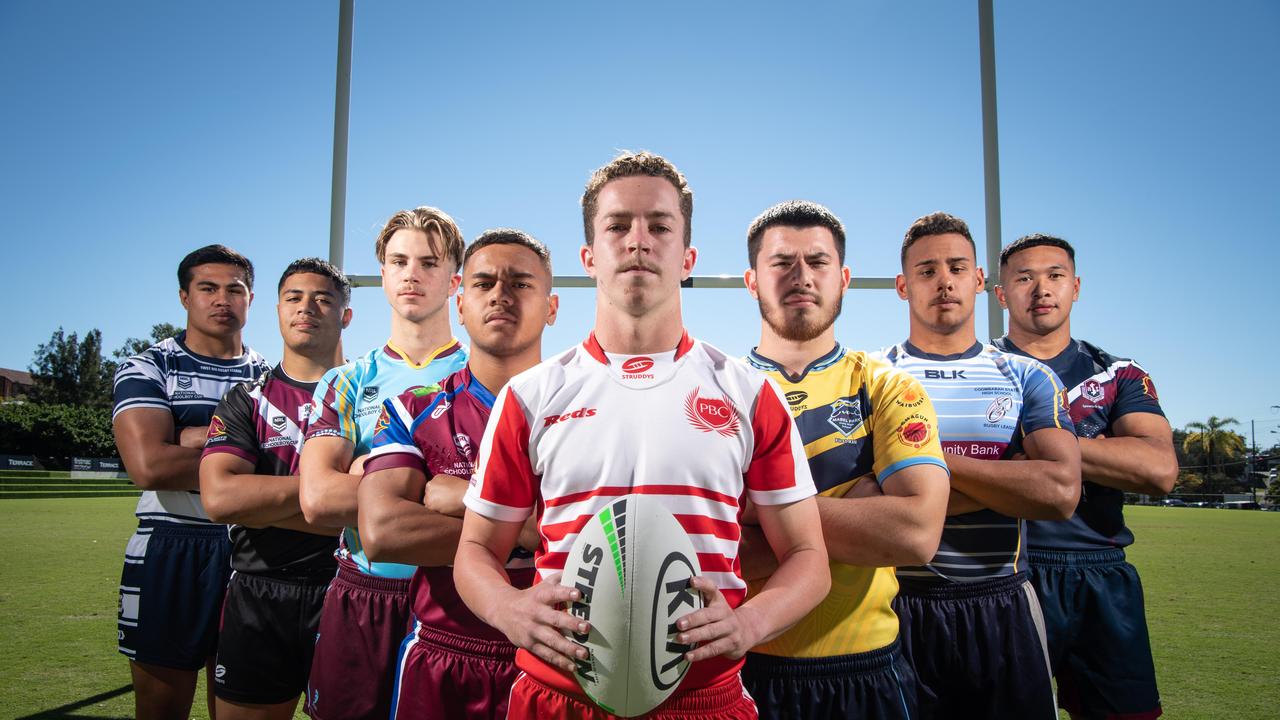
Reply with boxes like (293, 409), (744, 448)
(986, 396), (1014, 423)
(684, 387), (741, 438)
(544, 408), (598, 427)
(924, 369), (966, 380)
(827, 398), (864, 437)
(1082, 379), (1104, 403)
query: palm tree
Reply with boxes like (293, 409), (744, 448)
(1183, 416), (1246, 480)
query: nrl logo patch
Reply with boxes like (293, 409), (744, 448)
(176, 376), (193, 390)
(270, 415), (287, 433)
(362, 386), (380, 403)
(827, 398), (863, 437)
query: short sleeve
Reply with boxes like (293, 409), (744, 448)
(744, 378), (817, 506)
(869, 368), (949, 483)
(306, 366), (358, 445)
(463, 386), (538, 522)
(112, 351), (169, 419)
(1111, 361), (1165, 422)
(201, 382), (258, 465)
(1016, 358), (1076, 436)
(363, 392), (429, 476)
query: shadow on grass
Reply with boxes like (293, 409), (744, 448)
(15, 684), (132, 719)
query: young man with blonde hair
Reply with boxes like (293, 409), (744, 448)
(300, 207), (468, 720)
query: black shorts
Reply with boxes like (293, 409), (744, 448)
(118, 521), (232, 670)
(742, 638), (917, 719)
(893, 572), (1056, 720)
(215, 571), (330, 705)
(1030, 549), (1162, 719)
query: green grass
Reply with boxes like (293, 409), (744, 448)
(0, 500), (1276, 718)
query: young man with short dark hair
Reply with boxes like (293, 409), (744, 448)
(113, 244), (270, 719)
(882, 212), (1081, 719)
(200, 258), (351, 719)
(994, 233), (1177, 720)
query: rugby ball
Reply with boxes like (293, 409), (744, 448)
(560, 494), (704, 717)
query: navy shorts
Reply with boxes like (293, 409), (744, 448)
(1030, 549), (1162, 719)
(893, 572), (1057, 720)
(304, 557), (411, 720)
(390, 620), (520, 720)
(742, 638), (917, 719)
(117, 521), (232, 670)
(215, 571), (330, 705)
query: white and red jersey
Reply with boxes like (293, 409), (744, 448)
(464, 330), (816, 697)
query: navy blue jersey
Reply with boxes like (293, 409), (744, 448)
(993, 337), (1165, 550)
(113, 332), (270, 524)
(202, 365), (338, 578)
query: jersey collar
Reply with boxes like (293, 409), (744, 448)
(383, 338), (464, 370)
(582, 329), (695, 365)
(901, 340), (983, 361)
(747, 343), (844, 384)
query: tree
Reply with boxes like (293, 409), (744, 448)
(27, 327), (113, 409)
(1183, 416), (1247, 494)
(114, 322), (184, 360)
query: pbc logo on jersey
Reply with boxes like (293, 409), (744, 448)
(895, 414), (933, 449)
(270, 415), (287, 433)
(684, 387), (741, 438)
(544, 408), (598, 427)
(986, 396), (1014, 423)
(1082, 379), (1104, 403)
(362, 386), (380, 403)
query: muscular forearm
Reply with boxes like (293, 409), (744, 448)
(125, 443), (203, 491)
(814, 494), (943, 567)
(454, 541), (520, 631)
(361, 499), (463, 565)
(736, 545), (829, 647)
(946, 489), (985, 516)
(270, 513), (344, 536)
(201, 471), (304, 526)
(1080, 436), (1177, 495)
(946, 453), (1077, 520)
(299, 467), (359, 527)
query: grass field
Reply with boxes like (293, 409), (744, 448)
(0, 500), (1276, 718)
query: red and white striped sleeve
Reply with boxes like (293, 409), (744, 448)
(744, 378), (816, 506)
(463, 385), (539, 522)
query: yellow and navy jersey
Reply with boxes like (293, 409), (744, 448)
(745, 344), (948, 658)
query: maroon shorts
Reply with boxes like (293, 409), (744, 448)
(390, 621), (520, 720)
(508, 672), (758, 719)
(304, 559), (411, 720)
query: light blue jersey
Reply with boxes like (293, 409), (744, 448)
(306, 339), (467, 578)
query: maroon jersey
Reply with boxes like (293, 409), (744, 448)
(364, 367), (535, 638)
(203, 366), (338, 578)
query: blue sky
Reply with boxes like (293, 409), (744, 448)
(2, 1), (1277, 439)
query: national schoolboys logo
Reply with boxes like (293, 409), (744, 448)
(454, 433), (475, 461)
(684, 387), (741, 438)
(176, 376), (193, 390)
(207, 415), (228, 441)
(270, 415), (287, 433)
(895, 414), (933, 449)
(1082, 379), (1104, 403)
(362, 386), (380, 403)
(827, 398), (864, 437)
(986, 396), (1014, 423)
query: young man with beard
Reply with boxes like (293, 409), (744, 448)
(357, 230), (558, 720)
(299, 208), (468, 720)
(880, 212), (1081, 719)
(113, 244), (270, 720)
(453, 152), (831, 719)
(738, 200), (950, 719)
(993, 233), (1176, 720)
(199, 259), (350, 719)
